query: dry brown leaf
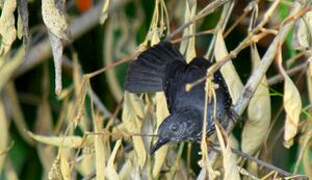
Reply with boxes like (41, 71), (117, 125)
(76, 148), (94, 177)
(28, 131), (91, 148)
(4, 161), (19, 180)
(144, 0), (168, 46)
(6, 82), (34, 145)
(152, 92), (170, 178)
(60, 148), (72, 180)
(283, 75), (302, 148)
(35, 72), (56, 179)
(48, 32), (63, 96)
(307, 60), (312, 102)
(243, 45), (271, 155)
(37, 145), (56, 179)
(214, 30), (243, 103)
(0, 0), (17, 55)
(105, 139), (122, 180)
(0, 47), (25, 92)
(0, 98), (9, 172)
(179, 0), (197, 63)
(104, 20), (123, 101)
(119, 151), (141, 180)
(42, 0), (68, 95)
(93, 113), (106, 180)
(48, 156), (62, 180)
(16, 0), (29, 43)
(302, 135), (312, 177)
(100, 0), (110, 24)
(293, 11), (312, 49)
(17, 13), (23, 39)
(41, 0), (69, 40)
(215, 123), (240, 180)
(122, 91), (146, 168)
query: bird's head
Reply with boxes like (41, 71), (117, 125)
(150, 108), (202, 154)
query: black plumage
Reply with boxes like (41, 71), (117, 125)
(125, 42), (233, 154)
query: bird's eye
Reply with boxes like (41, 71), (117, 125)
(170, 124), (178, 131)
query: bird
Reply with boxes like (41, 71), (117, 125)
(125, 41), (234, 154)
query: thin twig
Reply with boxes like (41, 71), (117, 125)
(210, 145), (293, 178)
(205, 0), (236, 59)
(268, 61), (308, 85)
(170, 29), (215, 44)
(223, 1), (256, 38)
(165, 0), (229, 41)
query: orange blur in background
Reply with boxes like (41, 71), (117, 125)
(76, 0), (93, 13)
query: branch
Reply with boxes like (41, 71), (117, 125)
(232, 1), (303, 123)
(204, 1), (307, 177)
(268, 61), (308, 85)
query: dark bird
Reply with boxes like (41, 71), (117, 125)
(125, 42), (234, 154)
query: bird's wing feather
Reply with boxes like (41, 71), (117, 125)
(125, 42), (186, 93)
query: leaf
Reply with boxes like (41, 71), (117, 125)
(60, 148), (72, 180)
(122, 91), (146, 168)
(104, 20), (123, 101)
(293, 11), (312, 49)
(93, 113), (106, 180)
(6, 82), (34, 145)
(76, 147), (94, 176)
(179, 0), (197, 63)
(307, 59), (312, 103)
(0, 47), (25, 93)
(35, 67), (57, 178)
(283, 75), (302, 148)
(243, 45), (271, 155)
(28, 131), (91, 148)
(105, 140), (122, 180)
(0, 0), (17, 55)
(4, 161), (19, 180)
(152, 92), (170, 178)
(48, 156), (62, 180)
(48, 32), (63, 96)
(0, 98), (9, 172)
(17, 0), (29, 43)
(215, 123), (240, 180)
(41, 0), (69, 40)
(119, 151), (141, 180)
(100, 0), (110, 24)
(37, 145), (56, 179)
(144, 0), (168, 46)
(42, 0), (68, 95)
(214, 30), (243, 103)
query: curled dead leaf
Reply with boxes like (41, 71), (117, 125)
(179, 0), (197, 63)
(293, 11), (312, 49)
(122, 92), (146, 168)
(243, 45), (271, 155)
(283, 75), (302, 148)
(152, 92), (170, 178)
(214, 30), (244, 103)
(28, 131), (92, 148)
(0, 0), (17, 55)
(0, 98), (9, 172)
(42, 0), (69, 40)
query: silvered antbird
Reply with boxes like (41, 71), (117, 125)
(125, 42), (234, 154)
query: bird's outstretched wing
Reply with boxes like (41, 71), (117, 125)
(125, 42), (186, 93)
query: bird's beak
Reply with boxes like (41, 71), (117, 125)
(150, 137), (169, 155)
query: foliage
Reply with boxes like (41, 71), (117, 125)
(0, 0), (311, 179)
